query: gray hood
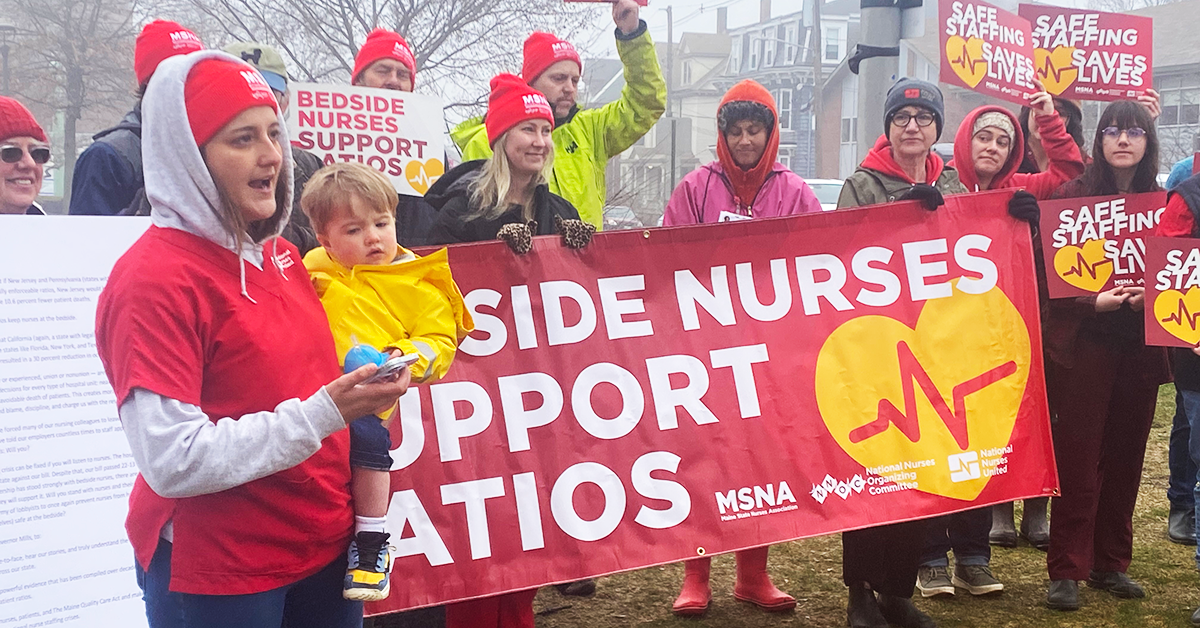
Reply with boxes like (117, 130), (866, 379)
(142, 50), (295, 273)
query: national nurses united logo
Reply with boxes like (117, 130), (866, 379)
(814, 282), (1031, 501)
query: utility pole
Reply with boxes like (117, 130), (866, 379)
(666, 5), (677, 191)
(855, 0), (902, 163)
(809, 0), (824, 177)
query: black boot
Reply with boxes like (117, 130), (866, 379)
(1019, 497), (1050, 551)
(990, 502), (1017, 547)
(847, 583), (887, 628)
(877, 594), (937, 628)
(1169, 507), (1197, 545)
(1046, 579), (1080, 610)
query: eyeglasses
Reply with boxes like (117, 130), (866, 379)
(1101, 126), (1146, 140)
(892, 112), (936, 128)
(0, 145), (51, 165)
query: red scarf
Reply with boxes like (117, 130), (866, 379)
(716, 80), (781, 210)
(860, 135), (945, 185)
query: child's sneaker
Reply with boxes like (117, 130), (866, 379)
(344, 531), (394, 601)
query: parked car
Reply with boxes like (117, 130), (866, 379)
(603, 205), (644, 231)
(806, 179), (845, 211)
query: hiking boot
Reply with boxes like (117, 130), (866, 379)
(1192, 604), (1200, 626)
(344, 531), (393, 602)
(1019, 498), (1050, 551)
(1087, 570), (1145, 599)
(1169, 508), (1197, 546)
(1046, 579), (1079, 611)
(952, 564), (1004, 596)
(916, 566), (955, 598)
(846, 583), (887, 628)
(877, 594), (937, 628)
(990, 502), (1017, 548)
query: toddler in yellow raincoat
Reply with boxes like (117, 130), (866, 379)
(300, 162), (474, 603)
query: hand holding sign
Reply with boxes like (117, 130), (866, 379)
(614, 0), (642, 35)
(1028, 79), (1054, 117)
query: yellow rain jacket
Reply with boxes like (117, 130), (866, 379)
(304, 245), (474, 390)
(451, 22), (667, 231)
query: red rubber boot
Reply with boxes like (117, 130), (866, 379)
(672, 557), (712, 616)
(733, 546), (796, 612)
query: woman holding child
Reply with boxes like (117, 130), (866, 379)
(95, 50), (408, 628)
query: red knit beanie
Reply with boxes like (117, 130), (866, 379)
(135, 20), (203, 87)
(0, 97), (47, 143)
(521, 32), (581, 84)
(184, 59), (279, 147)
(352, 29), (417, 87)
(486, 73), (554, 146)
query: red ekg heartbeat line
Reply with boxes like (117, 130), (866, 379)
(1162, 299), (1200, 331)
(1061, 250), (1113, 280)
(849, 341), (1019, 450)
(1036, 54), (1073, 83)
(949, 45), (986, 74)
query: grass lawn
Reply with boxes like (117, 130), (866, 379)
(379, 384), (1199, 628)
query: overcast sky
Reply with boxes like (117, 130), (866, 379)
(577, 0), (775, 58)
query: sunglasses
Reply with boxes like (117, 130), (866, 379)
(0, 144), (51, 165)
(1101, 126), (1146, 140)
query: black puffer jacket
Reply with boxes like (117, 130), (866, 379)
(424, 159), (579, 245)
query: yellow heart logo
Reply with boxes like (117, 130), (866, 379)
(405, 158), (444, 195)
(1154, 288), (1200, 346)
(1034, 46), (1078, 96)
(1053, 239), (1112, 293)
(815, 282), (1030, 501)
(945, 35), (987, 89)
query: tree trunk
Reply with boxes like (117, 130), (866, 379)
(63, 65), (84, 208)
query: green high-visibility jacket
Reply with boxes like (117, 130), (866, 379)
(450, 21), (667, 231)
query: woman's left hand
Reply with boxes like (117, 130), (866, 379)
(555, 215), (596, 249)
(1138, 89), (1162, 121)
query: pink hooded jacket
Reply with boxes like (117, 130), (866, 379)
(662, 162), (823, 225)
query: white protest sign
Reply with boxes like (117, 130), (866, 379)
(0, 216), (151, 628)
(288, 83), (446, 197)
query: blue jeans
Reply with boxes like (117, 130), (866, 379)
(1169, 390), (1198, 512)
(349, 415), (394, 471)
(1178, 390), (1200, 567)
(919, 508), (992, 568)
(135, 539), (362, 628)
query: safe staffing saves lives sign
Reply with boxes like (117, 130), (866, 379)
(940, 0), (1037, 106)
(1019, 4), (1153, 101)
(365, 190), (1059, 614)
(1038, 192), (1166, 298)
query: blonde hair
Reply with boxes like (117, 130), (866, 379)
(467, 130), (554, 223)
(301, 162), (399, 233)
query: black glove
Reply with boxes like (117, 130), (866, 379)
(496, 221), (537, 255)
(899, 184), (944, 211)
(554, 215), (595, 249)
(1007, 190), (1040, 224)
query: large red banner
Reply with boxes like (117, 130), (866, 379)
(1019, 4), (1153, 101)
(1145, 236), (1200, 348)
(1037, 192), (1166, 298)
(940, 0), (1037, 106)
(368, 191), (1057, 615)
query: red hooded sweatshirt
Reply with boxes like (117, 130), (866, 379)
(951, 105), (1083, 200)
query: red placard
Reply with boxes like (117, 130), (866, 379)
(366, 191), (1057, 615)
(1019, 4), (1153, 101)
(1145, 236), (1200, 348)
(940, 0), (1037, 106)
(1038, 192), (1166, 298)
